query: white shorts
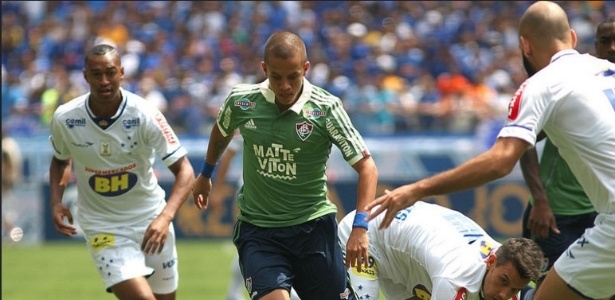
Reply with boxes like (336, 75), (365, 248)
(348, 266), (422, 300)
(82, 221), (178, 294)
(553, 213), (615, 299)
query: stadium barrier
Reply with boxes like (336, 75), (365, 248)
(33, 135), (529, 241)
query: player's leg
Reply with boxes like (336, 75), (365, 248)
(534, 214), (615, 300)
(292, 213), (357, 300)
(145, 222), (178, 300)
(111, 277), (157, 300)
(233, 220), (295, 300)
(532, 268), (584, 300)
(289, 287), (301, 300)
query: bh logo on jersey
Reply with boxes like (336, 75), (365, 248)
(89, 172), (138, 196)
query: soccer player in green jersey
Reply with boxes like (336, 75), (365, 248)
(192, 31), (378, 300)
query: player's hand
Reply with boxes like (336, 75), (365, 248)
(51, 202), (77, 236)
(344, 228), (369, 272)
(141, 215), (170, 255)
(366, 186), (419, 229)
(527, 201), (559, 239)
(192, 175), (212, 210)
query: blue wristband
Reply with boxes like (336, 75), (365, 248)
(200, 161), (216, 178)
(352, 212), (369, 230)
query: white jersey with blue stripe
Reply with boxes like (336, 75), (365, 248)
(498, 49), (615, 214)
(49, 88), (187, 230)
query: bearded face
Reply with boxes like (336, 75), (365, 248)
(522, 54), (537, 78)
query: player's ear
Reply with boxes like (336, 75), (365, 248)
(485, 253), (497, 269)
(303, 61), (310, 75)
(519, 36), (531, 57)
(261, 61), (267, 76)
(83, 66), (88, 82)
(570, 29), (578, 48)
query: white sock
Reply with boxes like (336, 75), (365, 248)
(226, 255), (246, 300)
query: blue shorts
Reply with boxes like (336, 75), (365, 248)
(522, 204), (597, 269)
(233, 213), (356, 300)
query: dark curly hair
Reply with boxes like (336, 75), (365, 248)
(495, 238), (545, 282)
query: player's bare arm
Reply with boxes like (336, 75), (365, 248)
(142, 156), (194, 255)
(519, 146), (559, 239)
(367, 137), (530, 229)
(49, 156), (77, 236)
(193, 123), (234, 210)
(345, 156), (378, 272)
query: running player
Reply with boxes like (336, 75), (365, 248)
(192, 31), (378, 300)
(48, 44), (194, 300)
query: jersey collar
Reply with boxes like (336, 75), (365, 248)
(86, 88), (128, 129)
(550, 49), (579, 64)
(259, 78), (314, 114)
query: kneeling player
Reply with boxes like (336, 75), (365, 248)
(339, 201), (544, 300)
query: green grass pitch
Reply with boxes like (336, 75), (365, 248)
(2, 239), (388, 299)
(2, 240), (245, 300)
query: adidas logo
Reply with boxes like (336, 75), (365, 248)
(244, 119), (257, 130)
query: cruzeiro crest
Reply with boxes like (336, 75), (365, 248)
(295, 121), (314, 141)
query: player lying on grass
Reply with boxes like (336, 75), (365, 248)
(339, 201), (544, 300)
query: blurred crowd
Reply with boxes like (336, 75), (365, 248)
(2, 1), (613, 138)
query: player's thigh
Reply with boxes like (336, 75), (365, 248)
(233, 220), (295, 299)
(145, 222), (178, 295)
(111, 276), (156, 300)
(258, 289), (293, 300)
(551, 214), (615, 299)
(533, 268), (585, 300)
(291, 214), (353, 300)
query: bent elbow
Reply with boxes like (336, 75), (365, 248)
(490, 157), (516, 179)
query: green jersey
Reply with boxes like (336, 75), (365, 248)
(216, 79), (370, 227)
(529, 139), (595, 215)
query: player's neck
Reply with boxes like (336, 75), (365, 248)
(88, 94), (122, 118)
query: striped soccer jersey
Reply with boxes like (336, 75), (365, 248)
(216, 78), (370, 227)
